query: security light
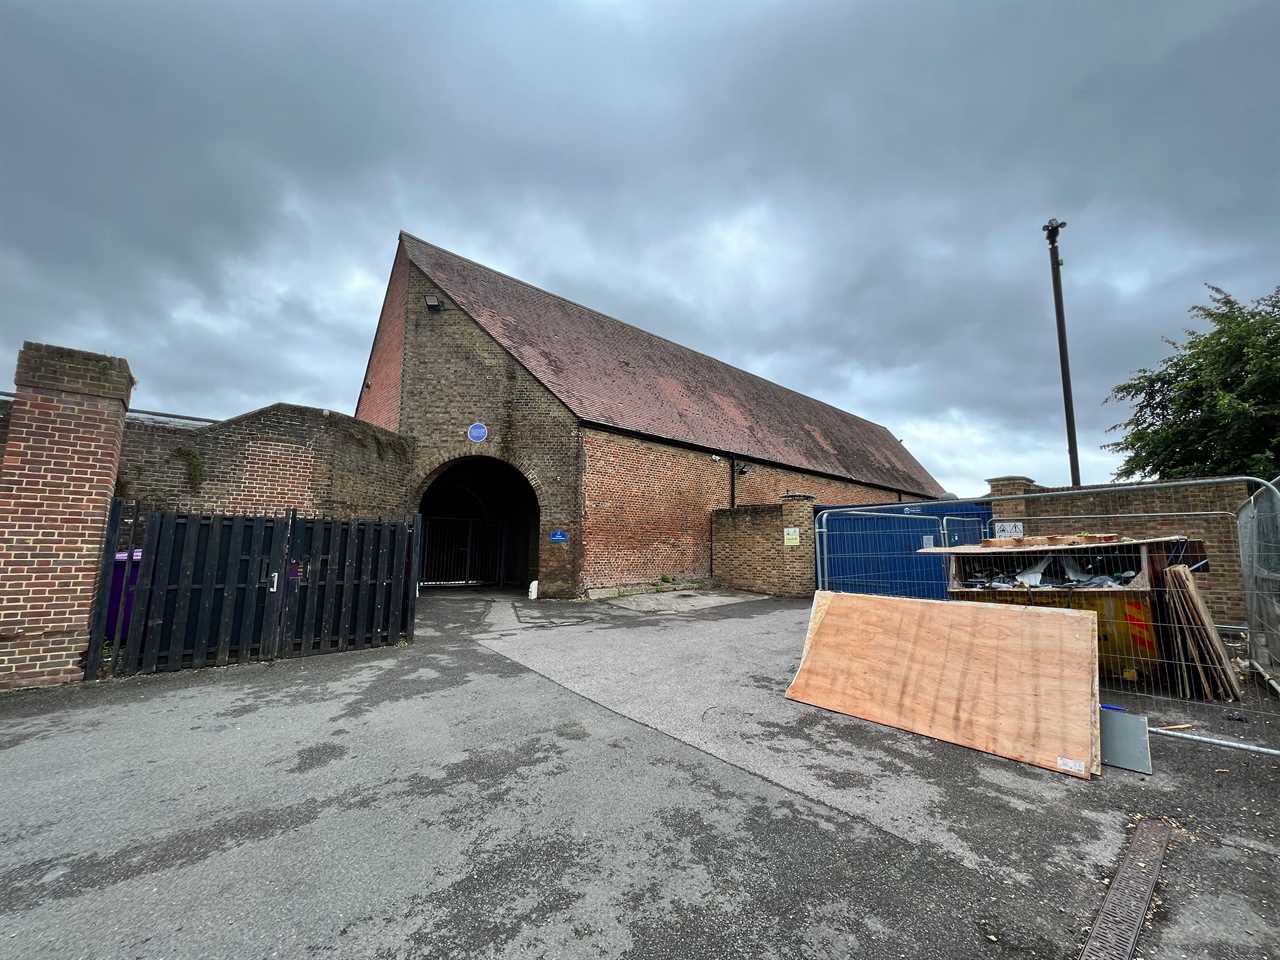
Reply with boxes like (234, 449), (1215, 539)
(425, 295), (443, 311)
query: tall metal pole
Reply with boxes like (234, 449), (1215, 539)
(1043, 218), (1081, 487)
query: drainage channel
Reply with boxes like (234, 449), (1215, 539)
(1079, 819), (1172, 960)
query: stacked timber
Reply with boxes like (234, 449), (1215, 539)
(1161, 564), (1244, 701)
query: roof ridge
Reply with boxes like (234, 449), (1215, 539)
(397, 230), (892, 436)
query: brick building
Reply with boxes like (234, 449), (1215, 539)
(354, 232), (943, 597)
(0, 232), (943, 610)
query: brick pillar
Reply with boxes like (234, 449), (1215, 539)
(987, 475), (1036, 521)
(0, 343), (133, 689)
(780, 492), (816, 597)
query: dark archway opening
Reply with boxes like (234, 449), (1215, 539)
(419, 458), (539, 589)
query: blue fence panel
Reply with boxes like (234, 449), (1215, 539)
(816, 500), (992, 600)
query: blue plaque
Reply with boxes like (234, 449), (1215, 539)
(549, 528), (569, 543)
(466, 422), (488, 443)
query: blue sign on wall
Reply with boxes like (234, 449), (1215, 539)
(549, 528), (569, 543)
(466, 422), (488, 443)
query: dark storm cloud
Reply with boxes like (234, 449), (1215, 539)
(2, 0), (1277, 492)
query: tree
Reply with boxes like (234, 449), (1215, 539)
(1106, 285), (1280, 481)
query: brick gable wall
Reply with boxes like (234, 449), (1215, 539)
(354, 245), (409, 431)
(392, 269), (583, 597)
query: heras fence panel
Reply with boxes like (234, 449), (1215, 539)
(818, 478), (1280, 723)
(815, 501), (991, 600)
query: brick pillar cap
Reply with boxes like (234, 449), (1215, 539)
(985, 475), (1034, 484)
(780, 492), (816, 501)
(15, 342), (134, 405)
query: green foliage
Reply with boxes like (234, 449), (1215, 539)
(1106, 285), (1280, 480)
(171, 447), (206, 492)
(336, 417), (411, 462)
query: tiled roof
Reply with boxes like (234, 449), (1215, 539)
(399, 232), (943, 497)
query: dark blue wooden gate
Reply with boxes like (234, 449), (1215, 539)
(85, 502), (421, 678)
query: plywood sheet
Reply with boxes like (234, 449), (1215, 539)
(786, 592), (1100, 779)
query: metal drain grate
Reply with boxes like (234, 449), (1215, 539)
(1079, 819), (1172, 960)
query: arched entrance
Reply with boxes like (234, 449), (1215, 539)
(418, 457), (539, 589)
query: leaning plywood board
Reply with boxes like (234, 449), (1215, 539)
(800, 590), (835, 663)
(787, 592), (1100, 779)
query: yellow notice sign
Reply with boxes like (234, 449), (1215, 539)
(783, 527), (801, 546)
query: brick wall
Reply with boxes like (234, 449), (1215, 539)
(391, 266), (583, 597)
(581, 429), (874, 591)
(711, 494), (817, 597)
(988, 475), (1251, 624)
(735, 462), (898, 507)
(119, 405), (412, 518)
(0, 343), (132, 689)
(582, 429), (731, 588)
(353, 243), (409, 431)
(0, 397), (10, 453)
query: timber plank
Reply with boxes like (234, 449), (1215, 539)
(109, 503), (141, 674)
(1169, 565), (1242, 700)
(319, 520), (341, 651)
(165, 515), (202, 670)
(356, 522), (377, 647)
(372, 523), (391, 644)
(140, 513), (177, 674)
(214, 517), (246, 666)
(786, 591), (1099, 779)
(387, 523), (406, 644)
(190, 516), (225, 668)
(236, 519), (266, 663)
(337, 520), (359, 650)
(120, 513), (162, 676)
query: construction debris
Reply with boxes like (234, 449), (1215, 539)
(1162, 564), (1244, 701)
(979, 533), (1123, 548)
(786, 591), (1100, 779)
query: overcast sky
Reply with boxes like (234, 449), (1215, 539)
(2, 1), (1276, 495)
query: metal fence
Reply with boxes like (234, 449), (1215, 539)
(816, 477), (1280, 721)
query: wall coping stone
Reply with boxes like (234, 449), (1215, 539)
(15, 341), (134, 404)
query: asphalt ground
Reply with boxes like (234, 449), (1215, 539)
(1, 591), (1276, 959)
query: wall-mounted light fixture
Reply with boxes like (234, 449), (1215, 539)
(425, 295), (443, 311)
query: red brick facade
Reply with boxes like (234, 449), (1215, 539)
(581, 428), (893, 590)
(735, 461), (902, 507)
(354, 243), (409, 432)
(0, 344), (132, 689)
(582, 430), (730, 588)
